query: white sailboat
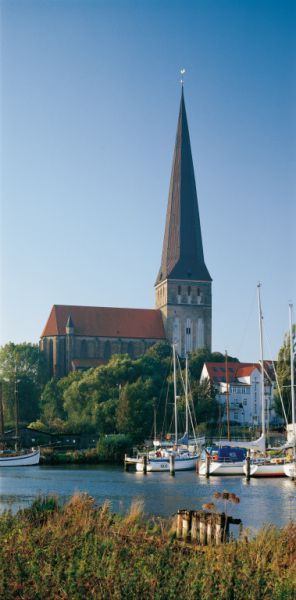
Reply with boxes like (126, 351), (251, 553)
(136, 346), (199, 472)
(243, 284), (286, 477)
(284, 304), (296, 479)
(0, 369), (40, 467)
(0, 447), (40, 467)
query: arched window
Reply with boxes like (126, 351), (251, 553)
(127, 341), (134, 358)
(80, 340), (88, 358)
(197, 318), (204, 349)
(173, 318), (181, 355)
(104, 340), (111, 360)
(185, 318), (192, 353)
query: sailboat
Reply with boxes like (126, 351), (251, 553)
(135, 345), (199, 472)
(0, 447), (40, 467)
(243, 284), (286, 477)
(0, 373), (40, 467)
(283, 304), (296, 479)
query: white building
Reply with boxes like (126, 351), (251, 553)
(200, 362), (277, 427)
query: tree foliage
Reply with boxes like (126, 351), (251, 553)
(273, 324), (296, 421)
(36, 342), (227, 442)
(0, 342), (47, 427)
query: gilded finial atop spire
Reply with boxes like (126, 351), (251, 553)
(180, 68), (186, 86)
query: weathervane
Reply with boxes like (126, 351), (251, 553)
(180, 68), (186, 86)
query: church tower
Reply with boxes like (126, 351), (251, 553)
(155, 87), (212, 356)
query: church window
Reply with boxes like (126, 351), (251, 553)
(185, 318), (192, 353)
(197, 318), (204, 348)
(104, 341), (111, 360)
(173, 318), (181, 355)
(81, 340), (88, 358)
(177, 286), (181, 304)
(127, 341), (134, 358)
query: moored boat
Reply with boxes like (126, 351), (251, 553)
(133, 345), (199, 472)
(136, 448), (198, 472)
(198, 446), (247, 476)
(0, 447), (40, 467)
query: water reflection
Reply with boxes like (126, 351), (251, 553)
(0, 465), (295, 530)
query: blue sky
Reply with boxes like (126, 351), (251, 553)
(1, 0), (295, 362)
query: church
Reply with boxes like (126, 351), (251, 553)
(40, 87), (212, 378)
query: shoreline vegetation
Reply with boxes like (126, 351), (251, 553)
(0, 493), (296, 599)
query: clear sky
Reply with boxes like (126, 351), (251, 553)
(1, 0), (295, 362)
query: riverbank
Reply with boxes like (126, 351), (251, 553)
(40, 448), (114, 465)
(0, 493), (295, 599)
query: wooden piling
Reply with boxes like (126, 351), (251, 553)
(215, 514), (222, 545)
(143, 454), (147, 474)
(206, 515), (213, 545)
(191, 512), (199, 542)
(206, 454), (210, 478)
(199, 514), (206, 545)
(182, 510), (191, 540)
(170, 454), (175, 476)
(246, 452), (251, 480)
(176, 510), (183, 539)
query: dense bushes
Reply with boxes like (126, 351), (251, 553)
(0, 493), (296, 599)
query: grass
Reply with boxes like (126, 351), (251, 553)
(0, 493), (295, 599)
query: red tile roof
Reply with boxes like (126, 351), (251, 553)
(41, 305), (166, 340)
(204, 362), (260, 383)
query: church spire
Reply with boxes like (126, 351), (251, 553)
(156, 87), (211, 285)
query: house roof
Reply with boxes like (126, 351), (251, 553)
(155, 87), (211, 285)
(203, 362), (262, 384)
(41, 305), (166, 340)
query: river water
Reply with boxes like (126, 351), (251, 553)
(0, 465), (296, 531)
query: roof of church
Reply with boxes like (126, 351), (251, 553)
(156, 87), (211, 285)
(41, 305), (166, 339)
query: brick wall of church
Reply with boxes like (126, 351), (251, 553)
(41, 335), (160, 378)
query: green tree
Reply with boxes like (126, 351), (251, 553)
(116, 378), (156, 442)
(190, 378), (220, 425)
(0, 342), (47, 427)
(274, 325), (296, 421)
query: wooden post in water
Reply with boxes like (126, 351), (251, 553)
(246, 451), (251, 481)
(176, 510), (183, 539)
(170, 454), (175, 476)
(206, 514), (213, 545)
(143, 454), (147, 474)
(182, 510), (191, 540)
(199, 514), (206, 545)
(215, 514), (222, 545)
(191, 511), (199, 542)
(206, 454), (210, 478)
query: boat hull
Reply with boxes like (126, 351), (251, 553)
(0, 448), (40, 467)
(283, 463), (296, 478)
(243, 462), (286, 477)
(136, 455), (198, 472)
(199, 460), (245, 476)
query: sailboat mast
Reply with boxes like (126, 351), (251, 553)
(289, 304), (295, 449)
(173, 344), (178, 444)
(185, 354), (189, 436)
(257, 283), (265, 443)
(225, 350), (230, 441)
